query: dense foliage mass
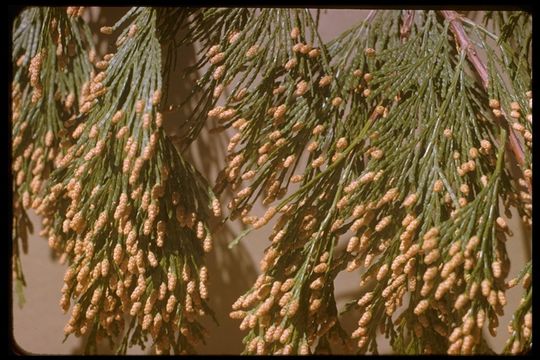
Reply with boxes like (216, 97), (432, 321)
(11, 7), (531, 355)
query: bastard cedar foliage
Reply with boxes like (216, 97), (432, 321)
(11, 7), (531, 355)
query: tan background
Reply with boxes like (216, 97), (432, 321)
(12, 8), (530, 355)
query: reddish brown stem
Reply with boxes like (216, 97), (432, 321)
(441, 10), (530, 193)
(400, 10), (415, 42)
(441, 11), (489, 88)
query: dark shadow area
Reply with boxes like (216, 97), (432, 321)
(162, 17), (257, 353)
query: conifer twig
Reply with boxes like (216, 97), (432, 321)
(400, 10), (414, 41)
(441, 10), (529, 193)
(365, 10), (377, 23)
(441, 11), (488, 88)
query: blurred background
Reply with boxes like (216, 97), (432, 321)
(11, 7), (530, 355)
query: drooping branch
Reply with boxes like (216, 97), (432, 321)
(441, 10), (530, 194)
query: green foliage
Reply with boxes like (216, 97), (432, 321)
(502, 261), (532, 354)
(11, 7), (531, 355)
(12, 6), (94, 301)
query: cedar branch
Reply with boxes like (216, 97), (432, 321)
(441, 10), (530, 193)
